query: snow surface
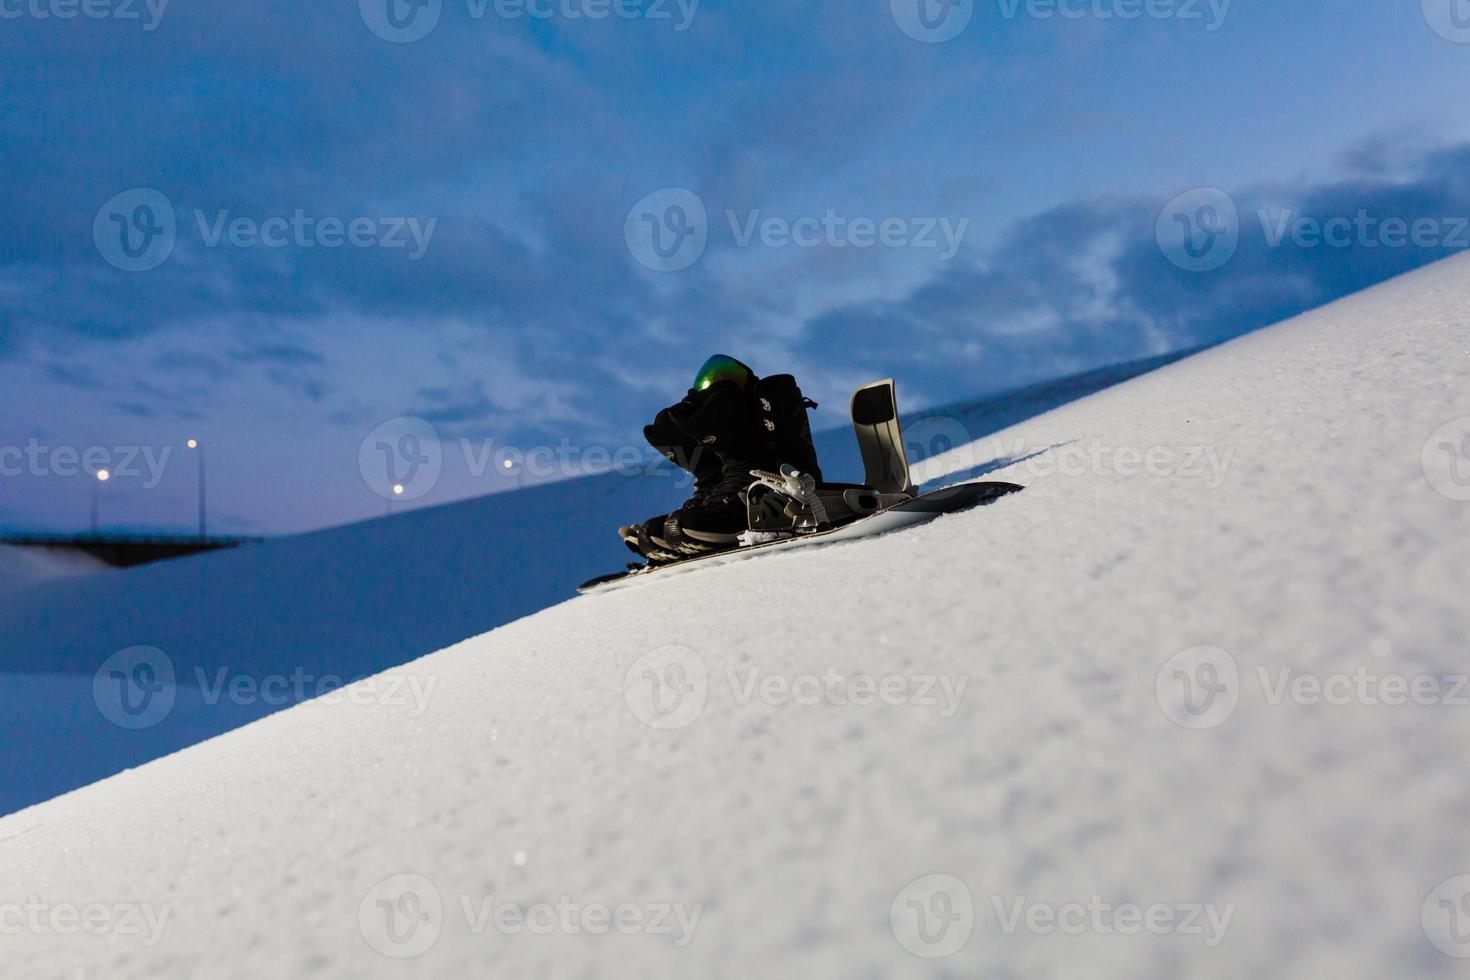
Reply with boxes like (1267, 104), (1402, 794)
(0, 543), (105, 595)
(3, 254), (1469, 979)
(0, 350), (1178, 817)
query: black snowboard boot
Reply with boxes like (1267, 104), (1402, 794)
(750, 374), (823, 483)
(622, 355), (824, 563)
(619, 404), (724, 562)
(660, 379), (779, 550)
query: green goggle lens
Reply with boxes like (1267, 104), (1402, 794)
(693, 354), (753, 392)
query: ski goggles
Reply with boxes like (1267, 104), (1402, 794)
(692, 354), (754, 392)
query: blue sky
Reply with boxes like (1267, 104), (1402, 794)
(3, 0), (1470, 533)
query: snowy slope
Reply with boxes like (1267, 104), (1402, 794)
(3, 253), (1469, 979)
(0, 543), (105, 595)
(0, 352), (1177, 818)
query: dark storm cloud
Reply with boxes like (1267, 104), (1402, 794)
(44, 362), (101, 389)
(150, 350), (233, 379)
(800, 143), (1470, 406)
(414, 381), (499, 429)
(231, 343), (327, 368)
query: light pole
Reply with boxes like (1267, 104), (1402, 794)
(387, 483), (404, 516)
(187, 439), (206, 540)
(91, 468), (110, 535)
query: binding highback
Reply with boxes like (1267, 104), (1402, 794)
(850, 378), (917, 496)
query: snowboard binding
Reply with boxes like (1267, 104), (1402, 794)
(705, 379), (923, 552)
(738, 378), (921, 546)
(588, 375), (1022, 593)
(623, 371), (924, 565)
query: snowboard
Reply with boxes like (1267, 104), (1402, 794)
(577, 480), (1022, 595)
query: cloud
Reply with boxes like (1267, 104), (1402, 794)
(231, 342), (327, 367)
(3, 1), (1468, 475)
(414, 381), (498, 430)
(796, 141), (1470, 406)
(44, 362), (100, 389)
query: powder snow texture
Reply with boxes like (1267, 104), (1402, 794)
(2, 253), (1469, 979)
